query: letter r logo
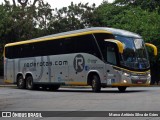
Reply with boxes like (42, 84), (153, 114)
(73, 54), (85, 72)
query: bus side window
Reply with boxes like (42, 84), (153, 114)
(5, 47), (13, 59)
(12, 45), (22, 58)
(62, 38), (75, 54)
(73, 34), (101, 58)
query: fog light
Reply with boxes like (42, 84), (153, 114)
(148, 80), (151, 84)
(123, 80), (127, 83)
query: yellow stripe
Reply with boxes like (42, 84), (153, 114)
(66, 82), (88, 86)
(113, 65), (150, 74)
(5, 30), (111, 47)
(4, 80), (13, 84)
(105, 39), (124, 53)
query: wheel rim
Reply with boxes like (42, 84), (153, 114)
(92, 79), (96, 89)
(18, 78), (23, 86)
(27, 78), (32, 89)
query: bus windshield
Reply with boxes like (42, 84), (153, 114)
(115, 35), (150, 70)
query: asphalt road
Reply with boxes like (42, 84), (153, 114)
(0, 86), (160, 120)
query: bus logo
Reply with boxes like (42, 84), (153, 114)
(73, 54), (85, 72)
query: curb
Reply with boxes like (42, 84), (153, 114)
(0, 84), (16, 87)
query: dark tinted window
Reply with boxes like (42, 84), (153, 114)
(5, 47), (13, 59)
(5, 34), (102, 59)
(94, 33), (115, 59)
(70, 34), (101, 58)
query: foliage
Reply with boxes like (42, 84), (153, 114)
(92, 3), (127, 27)
(48, 2), (96, 33)
(114, 0), (160, 12)
(0, 2), (51, 42)
(0, 0), (53, 75)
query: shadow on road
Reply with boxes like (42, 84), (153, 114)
(11, 86), (150, 94)
(56, 89), (149, 93)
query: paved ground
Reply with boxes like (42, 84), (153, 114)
(0, 86), (160, 120)
(1, 77), (160, 120)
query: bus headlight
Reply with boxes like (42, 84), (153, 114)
(147, 73), (151, 77)
(123, 72), (130, 77)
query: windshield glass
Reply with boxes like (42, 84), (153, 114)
(115, 35), (150, 70)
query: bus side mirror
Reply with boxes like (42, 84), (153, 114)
(145, 43), (157, 56)
(105, 39), (124, 54)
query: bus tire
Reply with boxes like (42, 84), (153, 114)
(91, 75), (101, 92)
(50, 85), (60, 91)
(17, 75), (26, 89)
(118, 86), (127, 92)
(26, 76), (35, 90)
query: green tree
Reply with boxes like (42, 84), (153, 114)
(114, 0), (160, 12)
(0, 0), (53, 43)
(92, 3), (127, 27)
(48, 2), (96, 33)
(94, 2), (160, 48)
(0, 0), (53, 75)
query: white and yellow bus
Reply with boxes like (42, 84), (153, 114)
(3, 27), (157, 92)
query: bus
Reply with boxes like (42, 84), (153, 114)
(3, 27), (157, 92)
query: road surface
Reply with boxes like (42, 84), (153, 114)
(0, 85), (160, 120)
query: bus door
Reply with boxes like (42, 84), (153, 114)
(105, 42), (119, 86)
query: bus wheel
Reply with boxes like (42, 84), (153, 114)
(118, 86), (127, 92)
(91, 75), (101, 92)
(50, 85), (60, 91)
(17, 76), (26, 89)
(26, 76), (35, 90)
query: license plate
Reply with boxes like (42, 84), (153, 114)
(137, 81), (143, 84)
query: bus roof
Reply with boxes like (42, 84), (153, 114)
(5, 27), (141, 47)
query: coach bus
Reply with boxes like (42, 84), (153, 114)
(3, 27), (157, 92)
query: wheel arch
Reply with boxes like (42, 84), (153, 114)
(87, 71), (101, 85)
(25, 73), (33, 80)
(16, 73), (24, 83)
